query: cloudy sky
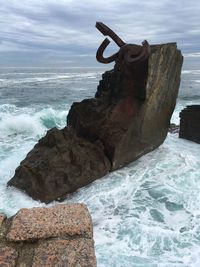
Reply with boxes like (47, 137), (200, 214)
(0, 0), (200, 67)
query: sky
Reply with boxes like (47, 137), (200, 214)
(0, 0), (200, 67)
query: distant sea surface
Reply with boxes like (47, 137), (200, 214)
(0, 59), (200, 266)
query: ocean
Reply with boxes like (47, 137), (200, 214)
(0, 59), (200, 266)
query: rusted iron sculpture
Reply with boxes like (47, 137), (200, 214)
(7, 22), (183, 203)
(96, 22), (151, 65)
(95, 22), (151, 101)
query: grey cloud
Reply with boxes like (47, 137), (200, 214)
(0, 0), (199, 66)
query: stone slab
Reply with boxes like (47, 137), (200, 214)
(7, 204), (93, 242)
(32, 238), (96, 267)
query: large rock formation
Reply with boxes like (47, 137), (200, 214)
(179, 105), (200, 143)
(8, 127), (111, 203)
(7, 23), (183, 203)
(0, 204), (96, 267)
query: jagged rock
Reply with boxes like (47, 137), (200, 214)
(8, 127), (110, 203)
(7, 42), (183, 203)
(68, 43), (183, 169)
(179, 105), (200, 143)
(0, 204), (97, 267)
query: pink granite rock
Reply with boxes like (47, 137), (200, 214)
(32, 238), (96, 267)
(0, 246), (18, 267)
(7, 204), (93, 242)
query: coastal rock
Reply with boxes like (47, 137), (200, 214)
(8, 127), (110, 203)
(179, 105), (200, 143)
(32, 238), (95, 267)
(8, 42), (183, 203)
(7, 203), (93, 241)
(0, 204), (97, 267)
(68, 44), (183, 169)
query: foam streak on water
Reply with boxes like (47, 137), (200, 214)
(0, 66), (200, 266)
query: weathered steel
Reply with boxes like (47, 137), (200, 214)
(96, 22), (125, 47)
(96, 22), (151, 64)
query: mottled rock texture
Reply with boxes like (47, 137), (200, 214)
(32, 239), (95, 267)
(0, 246), (18, 267)
(0, 214), (6, 227)
(0, 204), (96, 267)
(8, 127), (110, 203)
(179, 105), (200, 143)
(7, 204), (93, 241)
(8, 43), (183, 203)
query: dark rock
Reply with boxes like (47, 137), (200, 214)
(8, 127), (110, 203)
(179, 105), (200, 143)
(68, 43), (183, 169)
(7, 43), (183, 203)
(169, 123), (179, 134)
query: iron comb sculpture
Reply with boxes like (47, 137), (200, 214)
(96, 22), (151, 64)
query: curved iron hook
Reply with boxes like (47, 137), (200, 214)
(96, 22), (126, 64)
(95, 22), (151, 64)
(96, 22), (125, 47)
(125, 40), (151, 64)
(96, 38), (119, 64)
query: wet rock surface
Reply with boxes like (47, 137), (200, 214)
(0, 204), (96, 267)
(179, 105), (200, 143)
(8, 127), (111, 203)
(8, 43), (183, 203)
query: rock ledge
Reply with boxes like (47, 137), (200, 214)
(0, 204), (96, 267)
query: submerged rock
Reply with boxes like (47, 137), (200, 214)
(7, 38), (183, 203)
(179, 105), (200, 143)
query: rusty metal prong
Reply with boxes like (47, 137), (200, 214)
(96, 22), (125, 47)
(125, 40), (151, 64)
(96, 38), (119, 64)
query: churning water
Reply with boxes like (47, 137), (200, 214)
(0, 61), (200, 266)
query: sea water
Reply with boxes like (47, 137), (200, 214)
(0, 61), (200, 267)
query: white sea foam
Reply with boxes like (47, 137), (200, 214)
(0, 72), (102, 86)
(182, 70), (200, 75)
(0, 67), (200, 266)
(64, 134), (200, 267)
(1, 132), (199, 266)
(0, 104), (67, 131)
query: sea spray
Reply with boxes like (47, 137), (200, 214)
(0, 66), (200, 266)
